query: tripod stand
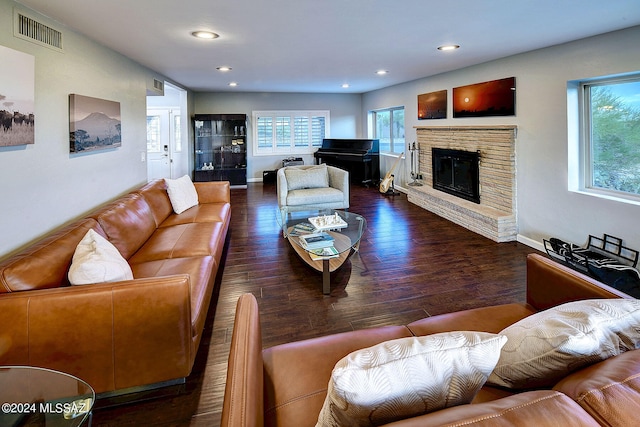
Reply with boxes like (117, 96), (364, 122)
(382, 174), (400, 196)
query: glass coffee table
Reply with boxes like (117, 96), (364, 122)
(278, 208), (366, 294)
(0, 366), (95, 426)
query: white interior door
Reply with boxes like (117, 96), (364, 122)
(146, 82), (189, 181)
(146, 109), (172, 180)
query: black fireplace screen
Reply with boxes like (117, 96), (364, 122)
(432, 148), (480, 203)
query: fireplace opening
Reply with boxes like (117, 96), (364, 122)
(432, 148), (480, 204)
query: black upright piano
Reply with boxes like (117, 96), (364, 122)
(314, 138), (380, 186)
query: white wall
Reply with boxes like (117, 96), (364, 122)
(0, 0), (164, 257)
(194, 91), (362, 180)
(362, 26), (640, 250)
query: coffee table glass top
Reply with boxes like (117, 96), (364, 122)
(278, 208), (366, 256)
(0, 366), (95, 427)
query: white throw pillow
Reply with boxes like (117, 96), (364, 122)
(316, 331), (507, 427)
(285, 165), (329, 190)
(488, 298), (640, 389)
(68, 229), (133, 285)
(165, 174), (199, 214)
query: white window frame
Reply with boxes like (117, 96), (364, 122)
(569, 73), (640, 205)
(252, 110), (330, 156)
(370, 106), (405, 154)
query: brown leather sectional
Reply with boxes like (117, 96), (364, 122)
(0, 179), (230, 395)
(222, 254), (640, 426)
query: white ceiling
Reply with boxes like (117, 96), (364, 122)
(15, 0), (640, 94)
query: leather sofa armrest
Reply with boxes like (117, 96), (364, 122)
(526, 253), (630, 311)
(384, 390), (600, 427)
(194, 181), (231, 204)
(221, 293), (264, 427)
(0, 275), (192, 393)
(110, 275), (193, 389)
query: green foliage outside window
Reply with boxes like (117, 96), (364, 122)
(590, 82), (640, 196)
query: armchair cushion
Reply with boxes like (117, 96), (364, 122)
(284, 164), (329, 190)
(287, 188), (345, 207)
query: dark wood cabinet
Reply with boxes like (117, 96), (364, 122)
(193, 114), (247, 187)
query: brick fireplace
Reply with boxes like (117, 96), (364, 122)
(407, 126), (517, 242)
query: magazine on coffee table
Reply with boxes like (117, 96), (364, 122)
(299, 232), (335, 249)
(288, 222), (315, 236)
(309, 246), (339, 260)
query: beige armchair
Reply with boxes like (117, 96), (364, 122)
(277, 164), (349, 213)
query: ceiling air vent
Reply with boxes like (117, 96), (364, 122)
(147, 78), (165, 96)
(14, 10), (63, 51)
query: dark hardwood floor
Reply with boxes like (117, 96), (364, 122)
(91, 182), (542, 426)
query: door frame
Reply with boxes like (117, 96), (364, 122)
(146, 82), (189, 180)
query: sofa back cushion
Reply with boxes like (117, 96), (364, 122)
(136, 179), (174, 227)
(284, 164), (329, 190)
(0, 219), (104, 293)
(553, 349), (640, 426)
(392, 390), (600, 427)
(92, 193), (157, 259)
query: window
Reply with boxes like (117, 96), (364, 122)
(371, 107), (405, 154)
(146, 115), (161, 152)
(253, 110), (329, 155)
(581, 76), (640, 200)
(173, 114), (182, 152)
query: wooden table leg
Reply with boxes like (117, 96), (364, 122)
(322, 259), (330, 295)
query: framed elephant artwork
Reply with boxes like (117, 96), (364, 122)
(0, 45), (35, 147)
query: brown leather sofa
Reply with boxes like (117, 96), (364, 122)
(0, 179), (230, 395)
(221, 253), (640, 426)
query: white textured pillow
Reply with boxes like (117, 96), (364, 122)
(488, 298), (640, 389)
(165, 174), (199, 214)
(316, 331), (507, 427)
(285, 165), (329, 190)
(68, 229), (133, 285)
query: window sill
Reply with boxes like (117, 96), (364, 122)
(570, 188), (640, 207)
(253, 149), (317, 157)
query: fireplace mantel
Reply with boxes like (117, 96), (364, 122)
(414, 125), (517, 131)
(407, 125), (517, 242)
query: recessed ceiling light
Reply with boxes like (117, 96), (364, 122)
(341, 83), (350, 88)
(216, 66), (232, 72)
(437, 44), (460, 51)
(228, 82), (238, 87)
(191, 31), (219, 40)
(376, 70), (388, 75)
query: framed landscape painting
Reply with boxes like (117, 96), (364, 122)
(418, 90), (447, 120)
(0, 45), (35, 147)
(69, 94), (121, 153)
(453, 77), (516, 118)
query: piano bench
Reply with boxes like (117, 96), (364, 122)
(263, 170), (277, 184)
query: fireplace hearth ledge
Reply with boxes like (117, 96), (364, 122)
(407, 185), (517, 242)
